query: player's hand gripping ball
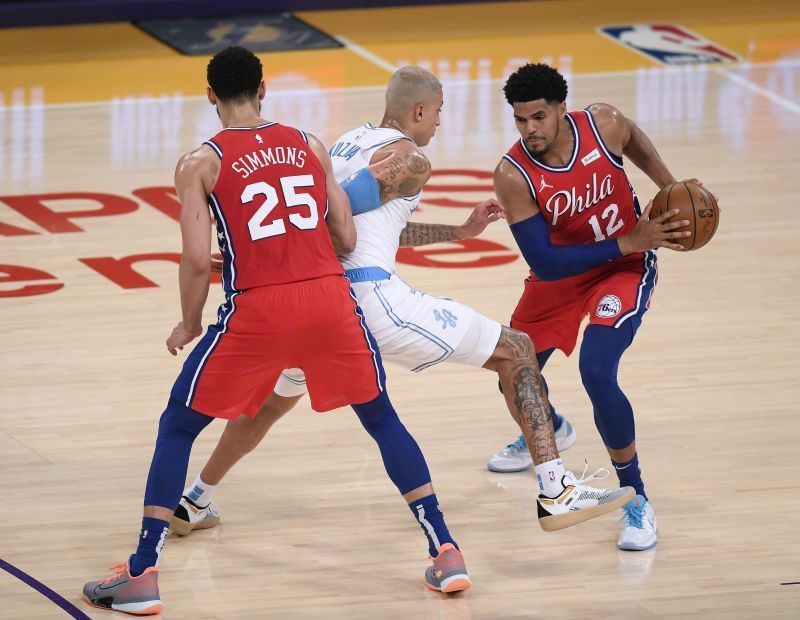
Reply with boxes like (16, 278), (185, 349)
(650, 180), (720, 251)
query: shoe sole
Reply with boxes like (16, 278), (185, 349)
(618, 539), (658, 551)
(425, 575), (472, 593)
(169, 514), (220, 537)
(538, 487), (635, 532)
(487, 461), (532, 473)
(83, 594), (163, 615)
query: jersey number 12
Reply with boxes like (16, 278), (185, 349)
(588, 203), (624, 241)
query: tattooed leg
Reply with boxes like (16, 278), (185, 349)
(483, 326), (559, 465)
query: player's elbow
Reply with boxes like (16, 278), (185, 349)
(181, 251), (210, 274)
(331, 226), (356, 255)
(338, 230), (357, 254)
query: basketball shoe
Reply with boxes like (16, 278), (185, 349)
(170, 495), (220, 536)
(617, 495), (658, 550)
(82, 561), (162, 615)
(487, 416), (577, 473)
(537, 464), (635, 531)
(424, 543), (471, 593)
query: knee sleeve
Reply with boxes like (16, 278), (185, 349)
(143, 398), (213, 508)
(352, 391), (431, 495)
(579, 322), (639, 450)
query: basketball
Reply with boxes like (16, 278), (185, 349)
(650, 181), (720, 250)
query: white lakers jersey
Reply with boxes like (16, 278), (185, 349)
(328, 123), (423, 273)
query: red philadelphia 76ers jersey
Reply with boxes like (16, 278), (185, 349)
(203, 122), (342, 293)
(503, 109), (645, 280)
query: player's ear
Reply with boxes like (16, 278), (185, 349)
(258, 81), (266, 100)
(415, 103), (425, 122)
(207, 86), (217, 106)
(558, 101), (566, 118)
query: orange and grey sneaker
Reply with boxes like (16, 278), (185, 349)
(424, 543), (471, 593)
(82, 562), (162, 615)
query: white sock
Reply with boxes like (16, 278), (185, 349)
(183, 474), (216, 507)
(535, 458), (566, 498)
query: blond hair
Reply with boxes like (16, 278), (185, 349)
(385, 66), (442, 115)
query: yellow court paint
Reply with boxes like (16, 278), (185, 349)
(1, 0), (797, 104)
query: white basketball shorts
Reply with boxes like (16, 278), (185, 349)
(274, 273), (501, 398)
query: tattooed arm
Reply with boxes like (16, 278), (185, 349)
(399, 222), (462, 247)
(398, 199), (505, 247)
(367, 139), (432, 203)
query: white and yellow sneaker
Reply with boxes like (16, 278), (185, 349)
(537, 465), (634, 532)
(170, 496), (220, 537)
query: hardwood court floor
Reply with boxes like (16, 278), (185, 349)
(1, 1), (799, 618)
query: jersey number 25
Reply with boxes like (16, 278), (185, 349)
(241, 175), (319, 241)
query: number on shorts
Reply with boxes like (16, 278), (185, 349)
(588, 203), (624, 241)
(241, 175), (319, 241)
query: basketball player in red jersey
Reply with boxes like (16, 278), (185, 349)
(82, 48), (470, 615)
(492, 63), (699, 551)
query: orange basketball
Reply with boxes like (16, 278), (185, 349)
(650, 182), (720, 251)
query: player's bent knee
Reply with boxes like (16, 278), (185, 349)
(492, 326), (534, 363)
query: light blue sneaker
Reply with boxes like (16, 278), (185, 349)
(554, 417), (577, 452)
(618, 495), (658, 550)
(487, 415), (577, 472)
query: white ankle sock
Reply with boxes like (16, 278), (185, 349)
(183, 474), (216, 507)
(535, 458), (566, 497)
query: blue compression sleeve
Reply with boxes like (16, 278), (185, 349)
(510, 213), (623, 281)
(340, 167), (382, 215)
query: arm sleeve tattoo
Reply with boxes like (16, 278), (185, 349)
(374, 149), (431, 203)
(398, 222), (461, 247)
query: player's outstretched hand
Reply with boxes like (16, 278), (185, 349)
(167, 321), (203, 356)
(618, 200), (691, 254)
(457, 199), (506, 239)
(210, 252), (223, 274)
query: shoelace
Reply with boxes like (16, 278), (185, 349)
(574, 459), (610, 484)
(100, 563), (128, 585)
(621, 501), (645, 529)
(504, 435), (527, 453)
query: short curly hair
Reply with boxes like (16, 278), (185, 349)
(207, 46), (263, 102)
(503, 63), (568, 105)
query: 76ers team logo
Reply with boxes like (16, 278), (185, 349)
(596, 295), (621, 318)
(598, 24), (741, 65)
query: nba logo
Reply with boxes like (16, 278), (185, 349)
(598, 24), (740, 65)
(549, 471), (556, 482)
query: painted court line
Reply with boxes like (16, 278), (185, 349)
(335, 35), (398, 73)
(0, 558), (91, 619)
(711, 66), (800, 115)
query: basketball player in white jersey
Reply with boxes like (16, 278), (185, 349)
(172, 67), (633, 539)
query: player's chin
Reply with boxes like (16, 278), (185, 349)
(525, 140), (546, 154)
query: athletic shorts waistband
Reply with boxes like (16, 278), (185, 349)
(344, 267), (392, 283)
